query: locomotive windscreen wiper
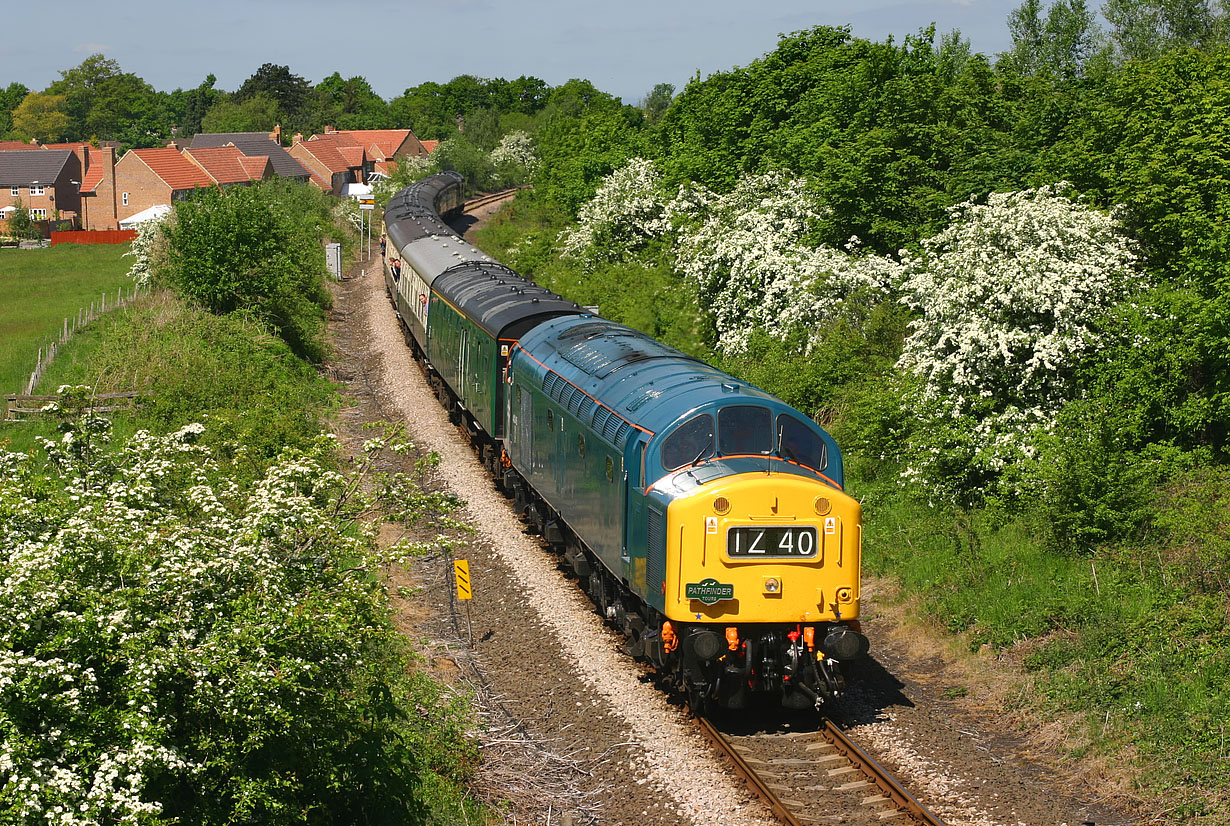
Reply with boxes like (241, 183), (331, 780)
(689, 436), (714, 467)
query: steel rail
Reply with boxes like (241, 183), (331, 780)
(818, 717), (948, 826)
(695, 715), (806, 826)
(462, 186), (529, 213)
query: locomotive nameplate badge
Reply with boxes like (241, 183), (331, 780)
(705, 516), (718, 534)
(686, 577), (735, 605)
(824, 517), (837, 535)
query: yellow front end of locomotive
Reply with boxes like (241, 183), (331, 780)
(662, 473), (862, 625)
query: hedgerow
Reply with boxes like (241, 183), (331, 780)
(0, 388), (474, 825)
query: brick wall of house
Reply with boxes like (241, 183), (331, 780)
(287, 142), (335, 193)
(114, 154), (172, 222)
(82, 146), (118, 231)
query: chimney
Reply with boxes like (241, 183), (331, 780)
(269, 124), (282, 144)
(166, 140), (179, 150)
(292, 132), (304, 144)
(324, 124), (335, 134)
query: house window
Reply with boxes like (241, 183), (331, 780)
(29, 208), (47, 219)
(122, 192), (129, 206)
(9, 186), (17, 197)
(30, 184), (45, 196)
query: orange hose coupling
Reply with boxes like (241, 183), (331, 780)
(725, 627), (739, 651)
(662, 621), (679, 654)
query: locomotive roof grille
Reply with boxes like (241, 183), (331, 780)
(541, 370), (633, 448)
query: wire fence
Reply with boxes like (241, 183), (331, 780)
(23, 283), (146, 395)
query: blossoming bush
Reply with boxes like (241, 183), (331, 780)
(895, 184), (1139, 504)
(489, 131), (539, 186)
(672, 170), (900, 355)
(0, 391), (473, 824)
(560, 160), (900, 355)
(558, 158), (674, 264)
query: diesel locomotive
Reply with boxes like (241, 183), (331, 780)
(383, 172), (868, 710)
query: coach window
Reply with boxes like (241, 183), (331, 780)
(776, 413), (827, 472)
(718, 405), (771, 456)
(605, 455), (615, 483)
(577, 433), (586, 457)
(546, 408), (554, 431)
(661, 413), (715, 471)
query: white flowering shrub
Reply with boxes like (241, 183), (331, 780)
(489, 130), (539, 185)
(558, 157), (674, 264)
(896, 184), (1139, 503)
(0, 393), (471, 823)
(123, 214), (170, 287)
(672, 171), (900, 355)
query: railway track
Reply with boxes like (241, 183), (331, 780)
(462, 185), (528, 213)
(696, 713), (947, 826)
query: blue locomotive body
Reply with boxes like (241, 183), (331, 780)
(384, 174), (868, 710)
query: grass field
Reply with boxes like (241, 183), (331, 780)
(0, 243), (134, 394)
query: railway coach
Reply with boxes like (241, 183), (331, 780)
(383, 174), (869, 711)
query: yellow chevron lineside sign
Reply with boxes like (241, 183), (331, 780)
(454, 559), (472, 600)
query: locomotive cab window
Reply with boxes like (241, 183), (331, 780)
(718, 405), (771, 456)
(661, 414), (715, 471)
(776, 413), (827, 472)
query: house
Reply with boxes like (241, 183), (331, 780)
(113, 147), (214, 223)
(420, 140), (439, 154)
(187, 132), (311, 183)
(0, 149), (83, 229)
(182, 145), (271, 188)
(0, 140), (41, 151)
(314, 127), (428, 161)
(288, 135), (365, 196)
(77, 145), (119, 231)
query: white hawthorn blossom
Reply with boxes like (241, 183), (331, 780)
(896, 184), (1139, 502)
(123, 213), (169, 287)
(490, 130), (539, 180)
(672, 171), (899, 355)
(558, 157), (674, 263)
(0, 392), (460, 823)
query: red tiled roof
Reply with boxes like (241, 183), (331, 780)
(0, 141), (40, 151)
(421, 140), (439, 153)
(297, 138), (353, 174)
(128, 147), (214, 190)
(182, 146), (250, 185)
(43, 142), (93, 151)
(373, 160), (397, 177)
(238, 155), (272, 180)
(338, 146), (365, 168)
(332, 129), (415, 158)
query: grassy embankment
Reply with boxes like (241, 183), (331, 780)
(0, 242), (485, 823)
(0, 244), (134, 395)
(474, 195), (1230, 824)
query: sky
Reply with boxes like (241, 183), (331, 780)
(2, 0), (1022, 104)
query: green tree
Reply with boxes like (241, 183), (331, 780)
(10, 91), (70, 142)
(0, 81), (29, 137)
(161, 180), (333, 360)
(235, 63), (312, 130)
(639, 82), (675, 124)
(1103, 0), (1221, 60)
(312, 72), (389, 132)
(200, 93), (280, 133)
(47, 54), (166, 142)
(179, 74), (222, 137)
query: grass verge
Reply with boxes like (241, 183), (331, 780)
(0, 243), (134, 394)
